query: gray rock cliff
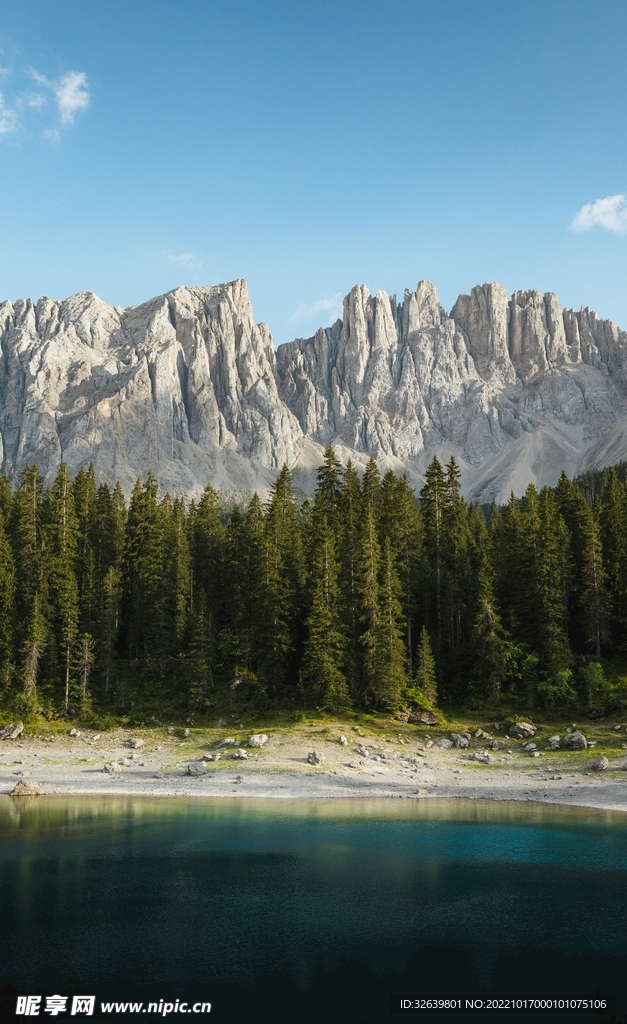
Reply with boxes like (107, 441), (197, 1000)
(2, 276), (627, 502)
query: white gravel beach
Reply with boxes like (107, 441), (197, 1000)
(2, 724), (627, 813)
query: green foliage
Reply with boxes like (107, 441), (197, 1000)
(414, 626), (437, 706)
(4, 454), (627, 719)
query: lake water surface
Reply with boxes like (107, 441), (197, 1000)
(1, 797), (626, 1023)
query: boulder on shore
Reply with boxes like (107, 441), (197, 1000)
(187, 762), (207, 776)
(590, 756), (609, 771)
(509, 722), (536, 739)
(307, 750), (325, 765)
(564, 731), (587, 750)
(11, 780), (43, 796)
(248, 734), (268, 748)
(0, 722), (24, 741)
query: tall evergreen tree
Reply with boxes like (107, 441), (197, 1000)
(599, 468), (627, 647)
(338, 460), (363, 698)
(47, 464), (80, 710)
(414, 626), (437, 706)
(262, 465), (305, 694)
(0, 511), (15, 693)
(472, 553), (508, 702)
(420, 457), (446, 647)
(301, 517), (348, 709)
(580, 502), (608, 656)
(371, 536), (407, 709)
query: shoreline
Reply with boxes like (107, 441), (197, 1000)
(2, 725), (627, 814)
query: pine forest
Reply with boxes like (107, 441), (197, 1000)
(1, 448), (626, 726)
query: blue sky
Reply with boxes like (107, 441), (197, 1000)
(1, 0), (627, 344)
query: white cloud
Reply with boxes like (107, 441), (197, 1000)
(571, 194), (627, 235)
(165, 251), (197, 266)
(43, 128), (60, 143)
(290, 292), (343, 325)
(0, 92), (17, 134)
(55, 70), (89, 124)
(20, 91), (48, 110)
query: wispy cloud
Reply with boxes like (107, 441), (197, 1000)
(55, 71), (89, 124)
(0, 92), (18, 134)
(165, 251), (197, 266)
(571, 194), (627, 235)
(0, 55), (90, 142)
(290, 292), (343, 326)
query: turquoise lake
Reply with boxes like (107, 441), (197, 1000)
(0, 797), (626, 1023)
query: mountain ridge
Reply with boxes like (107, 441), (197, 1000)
(2, 277), (627, 502)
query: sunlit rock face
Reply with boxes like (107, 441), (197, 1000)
(2, 277), (627, 503)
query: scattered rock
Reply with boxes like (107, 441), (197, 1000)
(475, 728), (492, 740)
(531, 751), (540, 758)
(41, 735), (55, 743)
(587, 741), (596, 748)
(339, 734), (348, 746)
(92, 734), (100, 741)
(233, 749), (248, 760)
(167, 727), (175, 735)
(468, 751), (491, 763)
(612, 724), (622, 731)
(217, 737), (235, 748)
(69, 728), (80, 737)
(522, 742), (537, 751)
(564, 731), (587, 750)
(450, 733), (470, 749)
(424, 739), (434, 749)
(547, 735), (561, 750)
(11, 780), (43, 796)
(509, 722), (536, 739)
(493, 723), (501, 731)
(0, 722), (24, 741)
(490, 740), (505, 750)
(397, 713), (409, 723)
(435, 738), (453, 749)
(182, 728), (191, 738)
(187, 762), (207, 776)
(590, 756), (609, 771)
(307, 750), (325, 765)
(153, 773), (164, 779)
(103, 762), (120, 773)
(213, 753), (221, 762)
(201, 754), (214, 762)
(129, 738), (144, 748)
(248, 734), (268, 748)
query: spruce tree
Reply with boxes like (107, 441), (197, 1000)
(580, 503), (608, 656)
(372, 536), (407, 709)
(0, 511), (15, 693)
(420, 457), (446, 647)
(356, 503), (381, 704)
(48, 464), (80, 711)
(11, 467), (46, 710)
(313, 445), (343, 533)
(472, 554), (508, 702)
(414, 626), (437, 706)
(301, 517), (348, 710)
(338, 460), (362, 697)
(599, 468), (627, 646)
(262, 464), (305, 694)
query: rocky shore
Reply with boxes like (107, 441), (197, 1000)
(1, 719), (627, 812)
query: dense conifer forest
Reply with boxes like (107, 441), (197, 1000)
(1, 449), (626, 724)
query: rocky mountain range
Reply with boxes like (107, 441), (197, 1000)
(2, 277), (627, 503)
